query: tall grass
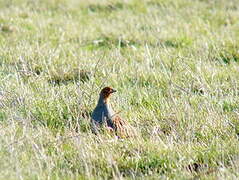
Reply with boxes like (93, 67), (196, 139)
(0, 0), (239, 179)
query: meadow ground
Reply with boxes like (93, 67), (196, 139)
(0, 0), (239, 179)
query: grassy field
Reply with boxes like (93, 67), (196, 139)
(0, 0), (239, 179)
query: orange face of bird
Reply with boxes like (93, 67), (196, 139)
(100, 87), (117, 99)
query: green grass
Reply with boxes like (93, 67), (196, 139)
(0, 0), (239, 179)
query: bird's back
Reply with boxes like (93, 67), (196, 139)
(112, 115), (136, 138)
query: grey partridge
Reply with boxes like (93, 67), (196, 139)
(91, 87), (134, 138)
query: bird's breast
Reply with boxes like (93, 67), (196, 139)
(105, 104), (115, 117)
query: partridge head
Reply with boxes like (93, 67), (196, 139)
(100, 87), (117, 103)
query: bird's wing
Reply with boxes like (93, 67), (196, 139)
(112, 115), (136, 138)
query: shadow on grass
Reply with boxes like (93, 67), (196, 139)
(48, 69), (92, 86)
(161, 36), (193, 48)
(214, 43), (239, 64)
(86, 1), (146, 14)
(186, 162), (208, 173)
(0, 111), (7, 121)
(222, 101), (238, 112)
(219, 53), (239, 64)
(87, 2), (125, 13)
(1, 24), (15, 33)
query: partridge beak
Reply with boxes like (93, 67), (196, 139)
(111, 89), (117, 93)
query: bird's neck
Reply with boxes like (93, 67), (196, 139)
(97, 95), (110, 106)
(97, 95), (115, 117)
